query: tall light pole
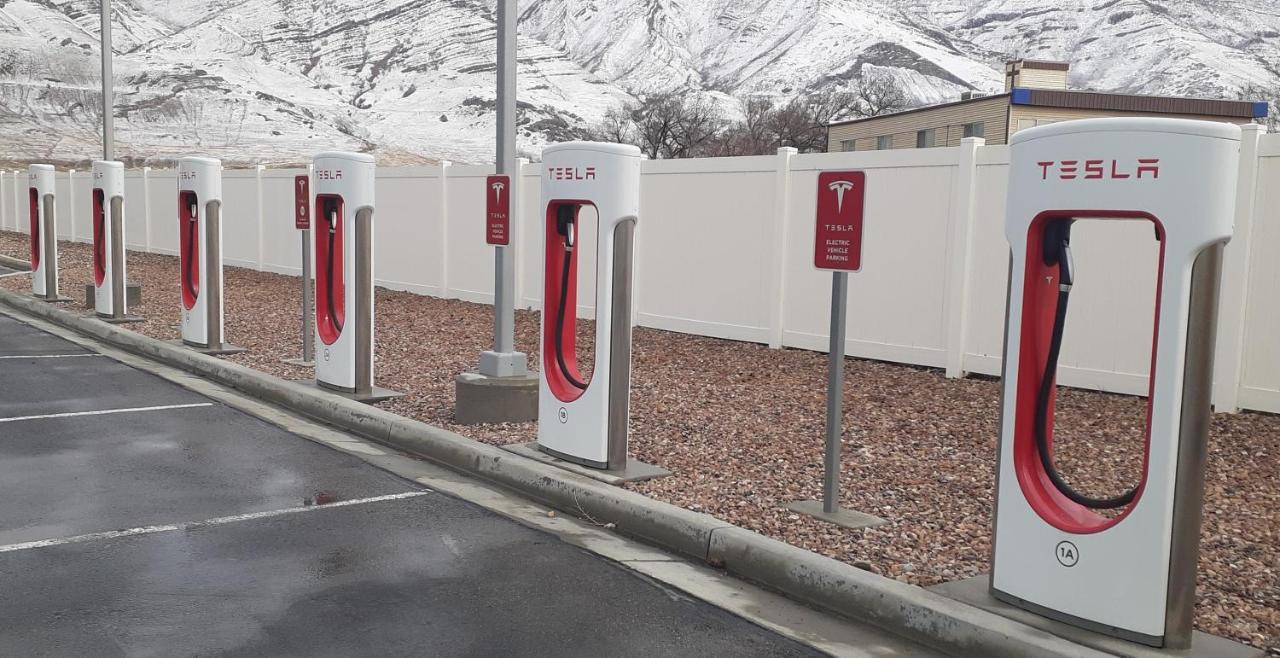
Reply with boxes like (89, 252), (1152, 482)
(454, 0), (538, 424)
(488, 0), (522, 372)
(100, 0), (114, 161)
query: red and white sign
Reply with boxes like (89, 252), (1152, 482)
(814, 171), (865, 272)
(294, 175), (310, 230)
(486, 174), (511, 246)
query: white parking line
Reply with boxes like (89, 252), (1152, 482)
(0, 353), (105, 360)
(0, 402), (215, 424)
(0, 491), (431, 554)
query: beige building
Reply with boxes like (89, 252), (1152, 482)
(827, 60), (1268, 152)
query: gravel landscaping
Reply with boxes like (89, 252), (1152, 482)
(2, 231), (1276, 653)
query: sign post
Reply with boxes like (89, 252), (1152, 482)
(787, 171), (884, 529)
(284, 174), (314, 367)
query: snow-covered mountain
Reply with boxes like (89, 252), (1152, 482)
(1, 0), (1276, 166)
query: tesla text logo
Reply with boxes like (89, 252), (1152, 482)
(315, 169), (344, 181)
(180, 170), (198, 180)
(827, 180), (855, 213)
(1037, 158), (1159, 180)
(547, 166), (596, 181)
(491, 180), (505, 204)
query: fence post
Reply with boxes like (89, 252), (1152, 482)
(768, 146), (797, 349)
(11, 171), (19, 233)
(141, 166), (152, 252)
(1211, 124), (1266, 412)
(0, 170), (7, 232)
(439, 161), (452, 298)
(943, 137), (984, 378)
(255, 164), (266, 271)
(512, 157), (529, 312)
(66, 170), (76, 242)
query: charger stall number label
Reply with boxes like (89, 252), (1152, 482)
(814, 171), (865, 272)
(294, 176), (310, 230)
(486, 175), (511, 246)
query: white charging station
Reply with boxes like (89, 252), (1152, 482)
(28, 164), (66, 302)
(177, 156), (242, 354)
(91, 160), (133, 320)
(536, 142), (644, 471)
(991, 118), (1239, 648)
(310, 152), (399, 403)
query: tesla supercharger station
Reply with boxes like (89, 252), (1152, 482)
(91, 160), (134, 321)
(310, 152), (399, 402)
(536, 142), (646, 471)
(990, 118), (1239, 648)
(177, 157), (242, 354)
(28, 164), (66, 301)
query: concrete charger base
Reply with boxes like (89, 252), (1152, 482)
(454, 371), (538, 424)
(292, 380), (404, 405)
(929, 576), (1263, 658)
(84, 282), (142, 309)
(784, 500), (888, 530)
(165, 339), (247, 356)
(502, 442), (672, 486)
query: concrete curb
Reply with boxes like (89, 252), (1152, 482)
(0, 288), (1107, 658)
(0, 254), (31, 271)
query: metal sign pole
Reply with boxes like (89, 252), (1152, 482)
(301, 228), (314, 363)
(823, 270), (848, 514)
(284, 174), (314, 367)
(786, 169), (883, 529)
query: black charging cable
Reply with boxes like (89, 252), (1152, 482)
(555, 205), (588, 390)
(325, 200), (343, 333)
(184, 195), (199, 299)
(1034, 221), (1139, 510)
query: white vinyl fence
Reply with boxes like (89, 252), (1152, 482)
(1, 126), (1276, 414)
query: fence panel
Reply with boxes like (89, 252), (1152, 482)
(221, 171), (260, 269)
(260, 169), (307, 276)
(784, 149), (958, 367)
(1239, 146), (1280, 412)
(635, 156), (777, 343)
(444, 165), (498, 303)
(146, 170), (179, 255)
(374, 167), (445, 297)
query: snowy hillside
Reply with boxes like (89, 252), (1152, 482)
(1, 0), (1276, 166)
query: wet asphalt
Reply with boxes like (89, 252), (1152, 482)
(0, 313), (823, 657)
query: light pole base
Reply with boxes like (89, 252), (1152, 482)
(454, 370), (538, 424)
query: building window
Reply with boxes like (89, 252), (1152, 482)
(840, 139), (855, 152)
(876, 135), (892, 150)
(963, 122), (985, 138)
(916, 128), (936, 148)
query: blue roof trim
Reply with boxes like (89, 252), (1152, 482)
(1010, 88), (1033, 105)
(1253, 101), (1270, 118)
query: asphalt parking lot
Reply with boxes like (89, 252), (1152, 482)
(0, 312), (834, 656)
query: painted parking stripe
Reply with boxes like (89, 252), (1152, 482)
(0, 402), (215, 424)
(0, 353), (104, 360)
(0, 491), (431, 554)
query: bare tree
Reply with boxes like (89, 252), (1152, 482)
(850, 69), (909, 118)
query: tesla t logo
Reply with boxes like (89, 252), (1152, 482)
(547, 166), (596, 181)
(1037, 158), (1159, 180)
(827, 180), (855, 213)
(491, 180), (505, 204)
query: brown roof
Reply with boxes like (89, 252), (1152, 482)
(827, 88), (1265, 128)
